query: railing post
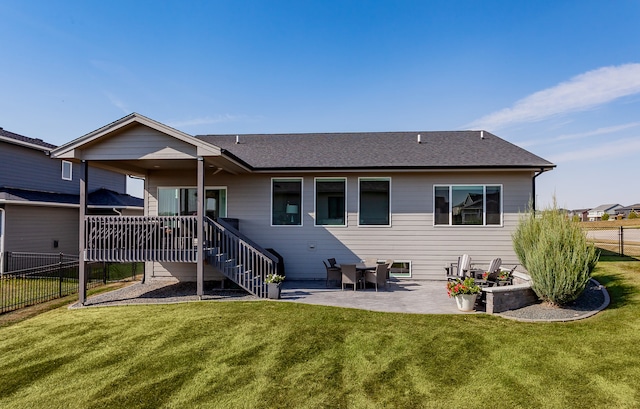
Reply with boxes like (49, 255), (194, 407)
(59, 252), (63, 298)
(620, 226), (624, 256)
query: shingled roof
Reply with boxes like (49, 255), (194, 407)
(197, 130), (554, 171)
(0, 187), (143, 208)
(0, 127), (57, 150)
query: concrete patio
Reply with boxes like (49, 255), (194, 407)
(279, 279), (466, 314)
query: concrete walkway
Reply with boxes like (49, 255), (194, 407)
(280, 279), (465, 314)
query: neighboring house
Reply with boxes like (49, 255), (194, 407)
(587, 204), (623, 221)
(51, 113), (555, 302)
(616, 203), (640, 219)
(569, 209), (590, 222)
(0, 127), (142, 274)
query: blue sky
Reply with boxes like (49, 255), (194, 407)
(1, 1), (639, 209)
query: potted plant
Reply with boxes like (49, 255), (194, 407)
(265, 273), (285, 299)
(446, 277), (481, 311)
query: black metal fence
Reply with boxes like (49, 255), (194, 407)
(1, 252), (140, 314)
(583, 226), (640, 258)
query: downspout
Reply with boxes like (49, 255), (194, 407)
(532, 168), (546, 213)
(0, 208), (4, 276)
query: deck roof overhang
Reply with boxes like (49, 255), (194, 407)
(50, 113), (250, 177)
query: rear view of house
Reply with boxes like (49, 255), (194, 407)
(51, 113), (555, 303)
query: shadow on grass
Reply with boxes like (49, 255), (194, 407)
(593, 252), (640, 310)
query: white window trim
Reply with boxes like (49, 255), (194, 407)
(357, 177), (392, 227)
(388, 260), (412, 278)
(314, 177), (347, 227)
(271, 177), (303, 227)
(433, 184), (503, 227)
(61, 160), (73, 181)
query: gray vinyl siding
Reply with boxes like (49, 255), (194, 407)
(80, 124), (198, 160)
(0, 141), (126, 194)
(3, 204), (79, 255)
(146, 169), (533, 281)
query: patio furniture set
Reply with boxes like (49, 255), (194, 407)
(322, 258), (393, 291)
(445, 254), (516, 287)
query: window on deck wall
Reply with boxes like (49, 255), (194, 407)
(315, 178), (346, 226)
(272, 179), (302, 226)
(157, 187), (227, 219)
(359, 178), (390, 226)
(434, 185), (502, 226)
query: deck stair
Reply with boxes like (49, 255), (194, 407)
(203, 217), (278, 298)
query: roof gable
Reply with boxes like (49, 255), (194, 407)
(51, 113), (221, 160)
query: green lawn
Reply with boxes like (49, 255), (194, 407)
(0, 257), (638, 409)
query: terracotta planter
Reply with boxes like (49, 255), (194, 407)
(455, 293), (478, 312)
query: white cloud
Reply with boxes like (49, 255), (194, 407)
(469, 63), (640, 130)
(547, 136), (640, 163)
(520, 121), (640, 147)
(166, 114), (249, 128)
(104, 92), (129, 114)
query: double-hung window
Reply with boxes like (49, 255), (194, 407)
(61, 160), (72, 181)
(434, 185), (502, 226)
(315, 178), (346, 226)
(359, 178), (390, 226)
(272, 178), (302, 226)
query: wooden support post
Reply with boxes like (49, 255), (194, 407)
(79, 160), (88, 304)
(197, 157), (204, 299)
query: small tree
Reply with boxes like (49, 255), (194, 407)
(601, 213), (610, 221)
(512, 199), (599, 306)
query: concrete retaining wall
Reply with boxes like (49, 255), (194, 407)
(483, 271), (538, 314)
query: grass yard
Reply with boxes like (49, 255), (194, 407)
(0, 257), (639, 409)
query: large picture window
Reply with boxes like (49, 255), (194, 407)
(272, 178), (302, 226)
(315, 178), (346, 226)
(434, 185), (502, 226)
(359, 178), (390, 226)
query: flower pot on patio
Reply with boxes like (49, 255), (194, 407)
(455, 294), (478, 312)
(267, 283), (282, 299)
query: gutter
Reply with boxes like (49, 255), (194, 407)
(532, 168), (548, 213)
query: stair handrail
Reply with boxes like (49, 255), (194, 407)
(210, 217), (279, 264)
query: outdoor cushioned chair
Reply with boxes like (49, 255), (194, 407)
(365, 263), (388, 292)
(323, 260), (342, 287)
(385, 259), (394, 281)
(340, 264), (358, 291)
(447, 254), (471, 281)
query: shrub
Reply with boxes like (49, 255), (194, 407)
(629, 210), (638, 219)
(601, 213), (610, 221)
(512, 200), (599, 306)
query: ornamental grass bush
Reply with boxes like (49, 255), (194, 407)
(512, 200), (599, 306)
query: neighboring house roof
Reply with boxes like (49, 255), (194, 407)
(197, 131), (555, 170)
(588, 204), (623, 213)
(618, 203), (640, 211)
(0, 187), (143, 208)
(0, 127), (57, 151)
